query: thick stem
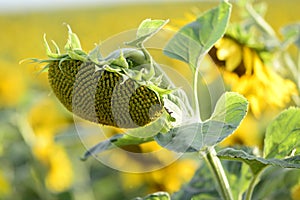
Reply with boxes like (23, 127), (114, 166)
(200, 147), (233, 200)
(245, 168), (265, 200)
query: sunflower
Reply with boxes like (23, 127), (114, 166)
(211, 37), (298, 118)
(0, 60), (26, 107)
(0, 171), (11, 197)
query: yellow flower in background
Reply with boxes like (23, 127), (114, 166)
(221, 113), (262, 147)
(0, 171), (11, 197)
(109, 137), (198, 193)
(31, 135), (73, 192)
(292, 183), (300, 200)
(167, 14), (298, 148)
(213, 37), (298, 147)
(215, 38), (243, 73)
(214, 37), (298, 118)
(170, 13), (298, 118)
(28, 98), (71, 136)
(121, 159), (197, 193)
(0, 60), (26, 107)
(27, 97), (74, 193)
(147, 159), (197, 193)
(45, 144), (74, 193)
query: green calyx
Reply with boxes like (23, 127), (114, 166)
(43, 24), (87, 61)
(43, 24), (171, 98)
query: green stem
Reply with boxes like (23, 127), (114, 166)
(193, 66), (202, 122)
(245, 167), (265, 200)
(245, 3), (277, 40)
(200, 147), (233, 200)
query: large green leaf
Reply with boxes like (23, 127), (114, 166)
(251, 167), (300, 200)
(164, 1), (231, 69)
(263, 107), (300, 159)
(155, 92), (248, 152)
(210, 92), (248, 126)
(218, 148), (300, 175)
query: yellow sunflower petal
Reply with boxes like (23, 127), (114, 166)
(243, 46), (253, 75)
(251, 95), (263, 118)
(216, 38), (242, 72)
(45, 144), (73, 193)
(225, 46), (242, 72)
(221, 114), (261, 147)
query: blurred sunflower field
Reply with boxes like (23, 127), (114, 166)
(1, 0), (300, 200)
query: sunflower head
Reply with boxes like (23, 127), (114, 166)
(211, 37), (298, 117)
(35, 25), (174, 128)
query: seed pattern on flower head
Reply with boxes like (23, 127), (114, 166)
(48, 58), (164, 128)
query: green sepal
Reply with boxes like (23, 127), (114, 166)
(64, 24), (82, 51)
(42, 24), (88, 63)
(88, 45), (102, 64)
(148, 84), (173, 97)
(110, 49), (129, 68)
(44, 34), (62, 58)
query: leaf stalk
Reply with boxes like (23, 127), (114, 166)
(200, 147), (234, 200)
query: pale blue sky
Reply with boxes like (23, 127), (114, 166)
(0, 0), (204, 13)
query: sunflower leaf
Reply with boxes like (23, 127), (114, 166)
(218, 148), (300, 175)
(263, 107), (300, 159)
(164, 0), (231, 69)
(155, 92), (248, 152)
(210, 92), (248, 127)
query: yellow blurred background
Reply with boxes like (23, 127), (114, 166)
(0, 0), (300, 199)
